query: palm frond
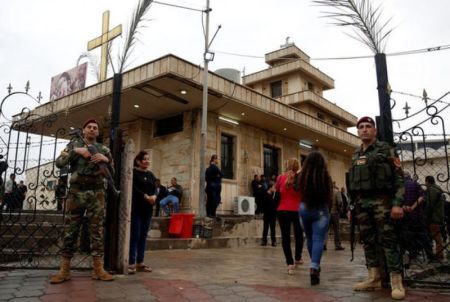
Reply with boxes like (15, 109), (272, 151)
(312, 0), (393, 53)
(118, 0), (154, 73)
(77, 52), (100, 81)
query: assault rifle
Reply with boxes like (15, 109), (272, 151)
(346, 172), (358, 261)
(69, 129), (120, 198)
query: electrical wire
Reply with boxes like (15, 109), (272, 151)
(213, 43), (450, 61)
(153, 0), (205, 12)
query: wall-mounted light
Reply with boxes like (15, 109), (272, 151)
(299, 140), (313, 149)
(218, 116), (239, 125)
(241, 112), (246, 116)
(134, 104), (140, 108)
(180, 90), (187, 95)
(315, 139), (319, 142)
(283, 127), (287, 131)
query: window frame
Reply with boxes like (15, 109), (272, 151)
(270, 80), (282, 98)
(220, 133), (236, 180)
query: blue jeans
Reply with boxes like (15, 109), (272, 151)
(159, 195), (180, 215)
(129, 211), (152, 265)
(299, 203), (330, 270)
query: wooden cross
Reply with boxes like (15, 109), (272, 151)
(87, 11), (122, 81)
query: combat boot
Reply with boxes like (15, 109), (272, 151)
(390, 272), (405, 300)
(50, 257), (72, 284)
(91, 256), (114, 281)
(353, 267), (381, 291)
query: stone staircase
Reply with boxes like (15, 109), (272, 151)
(147, 215), (351, 250)
(0, 211), (65, 263)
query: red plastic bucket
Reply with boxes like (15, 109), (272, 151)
(180, 213), (195, 238)
(168, 214), (183, 236)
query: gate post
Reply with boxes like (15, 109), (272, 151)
(375, 53), (394, 146)
(104, 73), (123, 271)
(117, 139), (135, 273)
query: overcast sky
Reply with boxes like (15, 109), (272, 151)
(1, 0), (450, 134)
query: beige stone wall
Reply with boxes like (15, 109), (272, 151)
(123, 110), (353, 214)
(209, 112), (300, 214)
(321, 148), (352, 189)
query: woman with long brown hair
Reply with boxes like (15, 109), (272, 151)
(275, 158), (304, 275)
(297, 151), (332, 285)
(129, 150), (157, 274)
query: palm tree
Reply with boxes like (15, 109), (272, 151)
(313, 0), (395, 144)
(312, 0), (393, 54)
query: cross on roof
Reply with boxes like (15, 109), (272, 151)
(87, 11), (122, 81)
(280, 36), (294, 48)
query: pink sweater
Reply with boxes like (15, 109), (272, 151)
(276, 174), (302, 212)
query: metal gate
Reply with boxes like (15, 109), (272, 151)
(392, 89), (450, 288)
(0, 84), (91, 269)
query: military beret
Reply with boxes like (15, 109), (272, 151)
(356, 116), (375, 128)
(82, 118), (99, 129)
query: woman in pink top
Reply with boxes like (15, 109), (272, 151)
(275, 158), (304, 275)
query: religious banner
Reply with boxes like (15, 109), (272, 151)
(49, 63), (87, 101)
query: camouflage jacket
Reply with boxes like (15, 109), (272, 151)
(56, 141), (113, 186)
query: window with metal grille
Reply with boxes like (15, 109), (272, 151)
(221, 134), (235, 179)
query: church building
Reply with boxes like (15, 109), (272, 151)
(22, 44), (359, 215)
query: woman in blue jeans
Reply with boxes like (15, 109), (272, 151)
(297, 151), (332, 285)
(129, 151), (157, 274)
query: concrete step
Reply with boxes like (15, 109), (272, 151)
(147, 236), (265, 250)
(147, 216), (352, 250)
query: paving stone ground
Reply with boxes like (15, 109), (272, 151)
(1, 243), (449, 301)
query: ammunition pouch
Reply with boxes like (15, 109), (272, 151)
(70, 181), (104, 192)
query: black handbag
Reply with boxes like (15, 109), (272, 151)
(273, 190), (281, 207)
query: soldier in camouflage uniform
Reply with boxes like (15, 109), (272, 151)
(50, 119), (114, 284)
(349, 116), (405, 300)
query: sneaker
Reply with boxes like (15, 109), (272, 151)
(271, 242), (277, 247)
(287, 265), (295, 275)
(260, 241), (268, 246)
(335, 246), (345, 251)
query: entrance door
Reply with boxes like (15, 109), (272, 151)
(263, 145), (280, 178)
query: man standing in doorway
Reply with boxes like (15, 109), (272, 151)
(205, 154), (223, 219)
(50, 118), (114, 284)
(349, 116), (405, 300)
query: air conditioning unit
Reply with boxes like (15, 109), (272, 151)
(234, 196), (255, 215)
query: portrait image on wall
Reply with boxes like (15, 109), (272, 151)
(49, 63), (87, 101)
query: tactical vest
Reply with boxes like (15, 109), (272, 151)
(349, 142), (394, 193)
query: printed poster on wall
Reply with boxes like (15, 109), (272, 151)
(49, 63), (87, 101)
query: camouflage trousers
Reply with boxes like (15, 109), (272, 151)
(61, 188), (106, 258)
(356, 197), (403, 273)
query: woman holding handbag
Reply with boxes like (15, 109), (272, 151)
(276, 158), (304, 275)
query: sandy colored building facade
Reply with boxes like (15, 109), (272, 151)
(20, 44), (359, 214)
